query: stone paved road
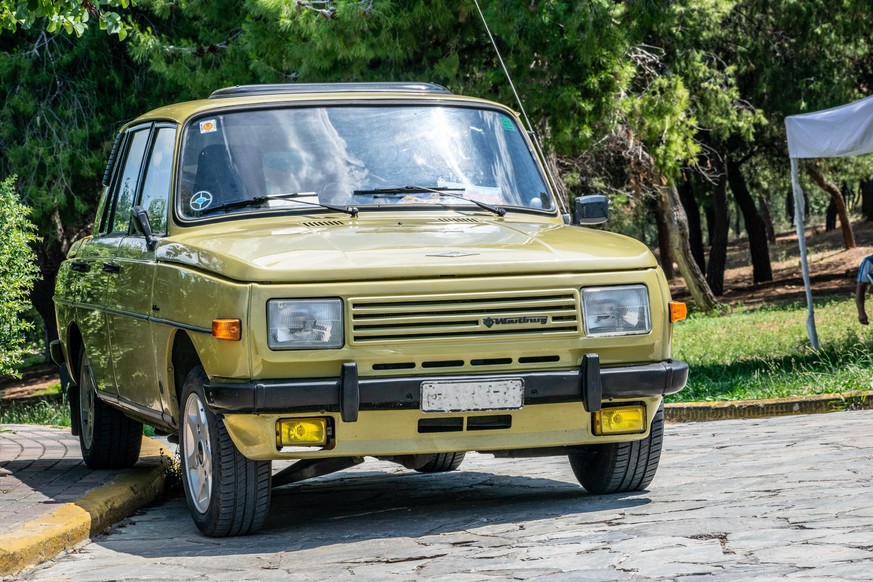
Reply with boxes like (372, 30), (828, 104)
(0, 425), (115, 529)
(19, 411), (873, 581)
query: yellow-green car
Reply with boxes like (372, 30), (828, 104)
(52, 83), (687, 537)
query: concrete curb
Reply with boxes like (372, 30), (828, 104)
(0, 436), (171, 577)
(665, 391), (873, 422)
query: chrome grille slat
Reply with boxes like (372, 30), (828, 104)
(350, 290), (580, 344)
(352, 297), (576, 314)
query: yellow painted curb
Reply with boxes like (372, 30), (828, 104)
(666, 391), (873, 422)
(0, 436), (172, 577)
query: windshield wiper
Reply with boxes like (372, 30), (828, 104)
(198, 192), (359, 217)
(353, 185), (506, 217)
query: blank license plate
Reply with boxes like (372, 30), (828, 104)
(421, 379), (524, 413)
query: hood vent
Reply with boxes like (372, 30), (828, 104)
(437, 217), (483, 223)
(303, 220), (345, 228)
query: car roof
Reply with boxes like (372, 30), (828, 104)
(127, 83), (512, 128)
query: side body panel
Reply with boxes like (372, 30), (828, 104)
(54, 235), (124, 395)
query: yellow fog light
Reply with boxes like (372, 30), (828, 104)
(593, 405), (646, 436)
(276, 418), (328, 447)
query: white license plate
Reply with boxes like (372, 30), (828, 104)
(420, 379), (524, 413)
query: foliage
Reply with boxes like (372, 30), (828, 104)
(0, 395), (69, 427)
(0, 176), (40, 376)
(129, 1), (699, 177)
(0, 0), (134, 38)
(670, 298), (873, 402)
(1, 1), (873, 352)
(0, 21), (174, 351)
(0, 28), (148, 236)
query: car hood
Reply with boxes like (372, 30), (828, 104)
(158, 215), (658, 283)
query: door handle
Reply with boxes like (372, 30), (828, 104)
(102, 262), (122, 273)
(70, 260), (90, 273)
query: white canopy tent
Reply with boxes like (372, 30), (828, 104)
(784, 94), (873, 350)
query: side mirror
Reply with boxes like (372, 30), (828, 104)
(132, 205), (157, 250)
(574, 195), (608, 225)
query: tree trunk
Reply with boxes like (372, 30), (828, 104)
(648, 195), (674, 279)
(32, 243), (64, 362)
(842, 182), (856, 211)
(862, 179), (873, 221)
(704, 202), (715, 246)
(807, 163), (856, 249)
(758, 195), (776, 244)
(657, 180), (720, 311)
(545, 149), (570, 214)
(825, 199), (837, 231)
(706, 171), (730, 296)
(727, 156), (773, 284)
(678, 178), (706, 274)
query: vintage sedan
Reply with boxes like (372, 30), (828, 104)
(53, 82), (687, 536)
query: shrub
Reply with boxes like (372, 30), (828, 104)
(0, 175), (40, 376)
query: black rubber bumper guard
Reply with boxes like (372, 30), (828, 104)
(204, 355), (689, 421)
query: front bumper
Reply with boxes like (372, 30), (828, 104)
(204, 355), (688, 419)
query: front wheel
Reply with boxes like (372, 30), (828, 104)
(568, 403), (664, 494)
(77, 351), (142, 469)
(179, 366), (271, 537)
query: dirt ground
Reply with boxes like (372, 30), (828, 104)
(4, 220), (872, 401)
(0, 365), (61, 401)
(669, 219), (873, 307)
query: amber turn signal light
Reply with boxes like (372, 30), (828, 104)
(669, 301), (687, 323)
(212, 319), (242, 341)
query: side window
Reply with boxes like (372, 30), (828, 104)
(109, 129), (150, 234)
(138, 127), (176, 235)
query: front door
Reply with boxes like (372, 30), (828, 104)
(105, 125), (176, 421)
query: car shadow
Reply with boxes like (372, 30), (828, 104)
(95, 457), (653, 559)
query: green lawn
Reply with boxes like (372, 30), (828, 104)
(669, 297), (873, 402)
(0, 396), (71, 427)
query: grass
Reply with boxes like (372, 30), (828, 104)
(669, 296), (873, 402)
(0, 391), (156, 436)
(0, 396), (71, 427)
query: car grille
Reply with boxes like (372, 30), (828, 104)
(348, 289), (580, 344)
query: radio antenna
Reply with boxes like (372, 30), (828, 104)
(472, 0), (533, 134)
(472, 0), (568, 214)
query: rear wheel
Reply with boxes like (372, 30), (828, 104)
(414, 452), (466, 473)
(568, 403), (664, 494)
(179, 366), (271, 537)
(77, 351), (142, 469)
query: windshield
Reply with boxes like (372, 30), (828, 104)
(177, 105), (554, 220)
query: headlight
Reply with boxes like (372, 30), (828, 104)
(267, 299), (343, 349)
(581, 285), (651, 336)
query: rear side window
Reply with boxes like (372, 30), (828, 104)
(109, 129), (149, 234)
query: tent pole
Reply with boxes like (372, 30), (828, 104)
(790, 157), (820, 351)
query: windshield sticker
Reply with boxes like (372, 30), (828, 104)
(500, 116), (516, 132)
(190, 191), (214, 211)
(199, 119), (218, 134)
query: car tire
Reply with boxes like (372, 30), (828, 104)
(77, 351), (142, 469)
(180, 366), (271, 537)
(568, 402), (664, 494)
(414, 452), (466, 473)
